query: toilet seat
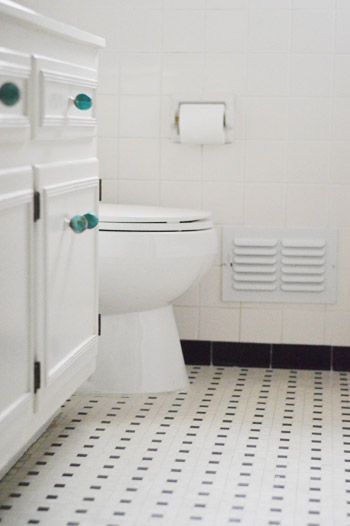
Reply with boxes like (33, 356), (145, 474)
(99, 203), (213, 232)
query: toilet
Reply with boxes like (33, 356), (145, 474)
(83, 203), (217, 394)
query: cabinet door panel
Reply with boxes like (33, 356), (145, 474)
(35, 159), (98, 410)
(0, 166), (34, 465)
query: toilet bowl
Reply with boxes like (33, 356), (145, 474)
(83, 203), (217, 394)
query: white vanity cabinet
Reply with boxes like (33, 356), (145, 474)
(0, 1), (104, 477)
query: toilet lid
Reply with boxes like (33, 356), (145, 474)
(99, 203), (213, 232)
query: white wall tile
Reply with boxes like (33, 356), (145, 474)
(120, 54), (161, 95)
(335, 10), (350, 52)
(240, 307), (282, 343)
(329, 185), (350, 227)
(325, 311), (350, 346)
(206, 10), (247, 53)
(162, 54), (205, 95)
(199, 266), (240, 308)
(160, 181), (202, 209)
(160, 140), (202, 181)
(286, 184), (329, 227)
(202, 142), (245, 182)
(163, 10), (206, 53)
(288, 98), (330, 141)
(118, 9), (162, 52)
(97, 50), (119, 95)
(119, 96), (160, 137)
(251, 0), (291, 6)
(330, 142), (350, 184)
(245, 141), (286, 183)
(199, 307), (240, 341)
(290, 54), (332, 96)
(174, 284), (200, 307)
(164, 0), (206, 7)
(334, 55), (350, 96)
(173, 307), (199, 340)
(97, 138), (119, 180)
(202, 182), (244, 224)
(248, 9), (291, 52)
(119, 138), (160, 180)
(282, 308), (325, 345)
(293, 0), (335, 7)
(332, 98), (350, 141)
(207, 0), (248, 7)
(101, 179), (118, 203)
(203, 54), (246, 95)
(118, 179), (160, 206)
(292, 9), (333, 53)
(245, 98), (289, 140)
(244, 183), (286, 227)
(247, 53), (289, 96)
(286, 141), (330, 184)
(97, 94), (119, 137)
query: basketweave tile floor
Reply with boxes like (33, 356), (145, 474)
(0, 366), (350, 526)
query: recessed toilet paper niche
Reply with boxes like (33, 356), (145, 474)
(170, 96), (234, 144)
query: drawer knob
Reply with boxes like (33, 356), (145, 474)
(0, 82), (21, 106)
(83, 212), (99, 229)
(69, 215), (88, 234)
(73, 93), (92, 110)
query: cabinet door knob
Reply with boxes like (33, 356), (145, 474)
(83, 212), (99, 229)
(69, 215), (88, 234)
(73, 93), (92, 110)
(0, 82), (21, 106)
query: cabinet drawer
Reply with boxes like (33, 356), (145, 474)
(0, 48), (31, 142)
(33, 55), (97, 140)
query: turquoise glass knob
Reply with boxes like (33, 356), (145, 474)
(73, 93), (92, 110)
(69, 215), (88, 234)
(0, 82), (20, 106)
(83, 212), (99, 229)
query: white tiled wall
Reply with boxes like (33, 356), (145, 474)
(22, 0), (350, 346)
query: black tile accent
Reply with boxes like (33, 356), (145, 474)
(181, 340), (211, 365)
(212, 342), (270, 368)
(272, 344), (331, 370)
(333, 347), (350, 371)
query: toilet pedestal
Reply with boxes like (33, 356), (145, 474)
(81, 305), (189, 394)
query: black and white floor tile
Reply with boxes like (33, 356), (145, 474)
(0, 366), (350, 526)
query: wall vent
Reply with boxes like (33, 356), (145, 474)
(222, 227), (337, 304)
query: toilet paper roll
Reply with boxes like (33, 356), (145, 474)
(178, 103), (226, 145)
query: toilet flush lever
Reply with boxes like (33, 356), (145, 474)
(64, 212), (98, 233)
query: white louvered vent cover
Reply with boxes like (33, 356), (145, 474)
(222, 227), (337, 304)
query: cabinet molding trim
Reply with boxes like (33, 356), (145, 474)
(44, 177), (98, 198)
(0, 189), (32, 210)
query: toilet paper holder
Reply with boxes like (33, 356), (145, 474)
(170, 96), (234, 144)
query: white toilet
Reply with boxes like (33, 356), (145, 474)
(84, 203), (217, 394)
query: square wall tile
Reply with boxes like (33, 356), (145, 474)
(290, 54), (332, 96)
(97, 94), (119, 138)
(292, 9), (333, 53)
(97, 138), (119, 180)
(272, 344), (331, 370)
(286, 184), (329, 227)
(334, 55), (350, 97)
(202, 142), (245, 182)
(199, 307), (240, 341)
(118, 8), (162, 52)
(118, 179), (160, 205)
(212, 341), (270, 367)
(119, 96), (160, 138)
(180, 340), (211, 365)
(202, 182), (244, 224)
(329, 185), (350, 227)
(119, 138), (160, 180)
(293, 0), (334, 6)
(98, 50), (119, 95)
(240, 307), (282, 343)
(335, 9), (350, 52)
(160, 181), (202, 209)
(330, 142), (350, 184)
(162, 54), (205, 95)
(245, 141), (286, 183)
(174, 306), (199, 340)
(207, 0), (248, 6)
(248, 9), (291, 52)
(244, 183), (286, 227)
(101, 179), (118, 203)
(282, 308), (325, 345)
(325, 311), (350, 346)
(286, 141), (330, 184)
(203, 54), (247, 95)
(288, 98), (330, 141)
(120, 54), (161, 95)
(206, 10), (247, 52)
(332, 98), (350, 140)
(163, 10), (206, 52)
(247, 53), (289, 96)
(160, 140), (202, 181)
(245, 98), (288, 140)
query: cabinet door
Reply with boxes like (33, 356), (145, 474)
(0, 166), (34, 469)
(34, 158), (99, 413)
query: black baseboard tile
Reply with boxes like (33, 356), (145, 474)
(272, 344), (331, 371)
(212, 341), (270, 368)
(333, 347), (350, 371)
(181, 340), (211, 365)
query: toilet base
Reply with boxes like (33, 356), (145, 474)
(79, 305), (189, 394)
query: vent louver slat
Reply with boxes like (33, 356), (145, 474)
(281, 238), (326, 293)
(232, 237), (278, 292)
